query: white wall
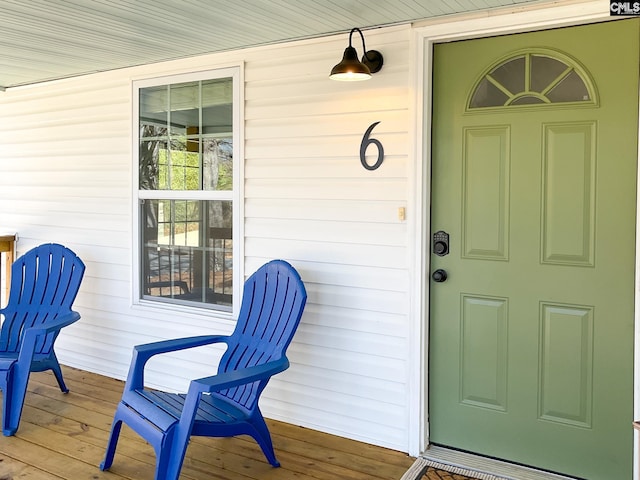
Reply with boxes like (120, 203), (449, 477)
(0, 25), (413, 452)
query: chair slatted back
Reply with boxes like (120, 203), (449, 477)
(0, 244), (85, 354)
(218, 260), (306, 409)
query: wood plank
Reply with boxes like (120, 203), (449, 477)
(0, 456), (56, 480)
(0, 432), (128, 479)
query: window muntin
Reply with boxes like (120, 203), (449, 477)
(135, 70), (238, 312)
(468, 50), (596, 110)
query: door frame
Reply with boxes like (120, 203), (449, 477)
(409, 1), (640, 476)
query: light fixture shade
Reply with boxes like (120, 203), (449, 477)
(329, 46), (371, 81)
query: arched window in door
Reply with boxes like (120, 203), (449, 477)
(468, 49), (597, 109)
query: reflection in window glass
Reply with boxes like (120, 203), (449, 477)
(139, 85), (167, 134)
(141, 200), (233, 308)
(202, 79), (233, 135)
(138, 78), (233, 191)
(170, 82), (199, 136)
(547, 70), (591, 103)
(469, 78), (510, 108)
(203, 138), (233, 191)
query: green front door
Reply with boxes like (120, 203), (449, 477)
(429, 20), (639, 480)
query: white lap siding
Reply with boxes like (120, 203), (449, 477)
(0, 25), (412, 452)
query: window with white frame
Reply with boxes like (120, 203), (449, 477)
(134, 68), (240, 312)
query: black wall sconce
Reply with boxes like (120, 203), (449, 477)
(329, 28), (383, 81)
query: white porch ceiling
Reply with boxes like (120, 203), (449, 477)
(0, 0), (547, 90)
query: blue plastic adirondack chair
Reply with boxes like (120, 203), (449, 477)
(100, 259), (307, 480)
(0, 243), (85, 436)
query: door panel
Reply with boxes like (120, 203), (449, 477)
(460, 294), (508, 411)
(539, 303), (593, 428)
(429, 20), (639, 480)
(542, 122), (596, 265)
(463, 126), (510, 260)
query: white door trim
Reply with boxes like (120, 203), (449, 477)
(409, 1), (639, 478)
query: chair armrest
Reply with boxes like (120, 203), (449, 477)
(170, 356), (290, 445)
(125, 335), (230, 390)
(17, 311), (81, 368)
(19, 311), (81, 347)
(189, 356), (290, 394)
(26, 311), (81, 336)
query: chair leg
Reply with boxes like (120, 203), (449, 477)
(100, 418), (123, 471)
(44, 354), (69, 393)
(3, 369), (30, 436)
(51, 363), (69, 393)
(249, 412), (280, 467)
(154, 443), (177, 480)
(0, 376), (13, 436)
(161, 425), (193, 480)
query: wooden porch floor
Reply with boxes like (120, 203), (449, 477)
(0, 366), (417, 480)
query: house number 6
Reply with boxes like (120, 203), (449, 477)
(360, 122), (384, 170)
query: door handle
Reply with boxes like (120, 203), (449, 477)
(432, 269), (448, 283)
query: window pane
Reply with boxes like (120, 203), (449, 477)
(141, 199), (233, 309)
(203, 137), (233, 191)
(140, 85), (168, 136)
(202, 78), (233, 135)
(170, 82), (199, 136)
(140, 139), (163, 190)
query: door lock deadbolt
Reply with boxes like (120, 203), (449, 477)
(433, 230), (449, 256)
